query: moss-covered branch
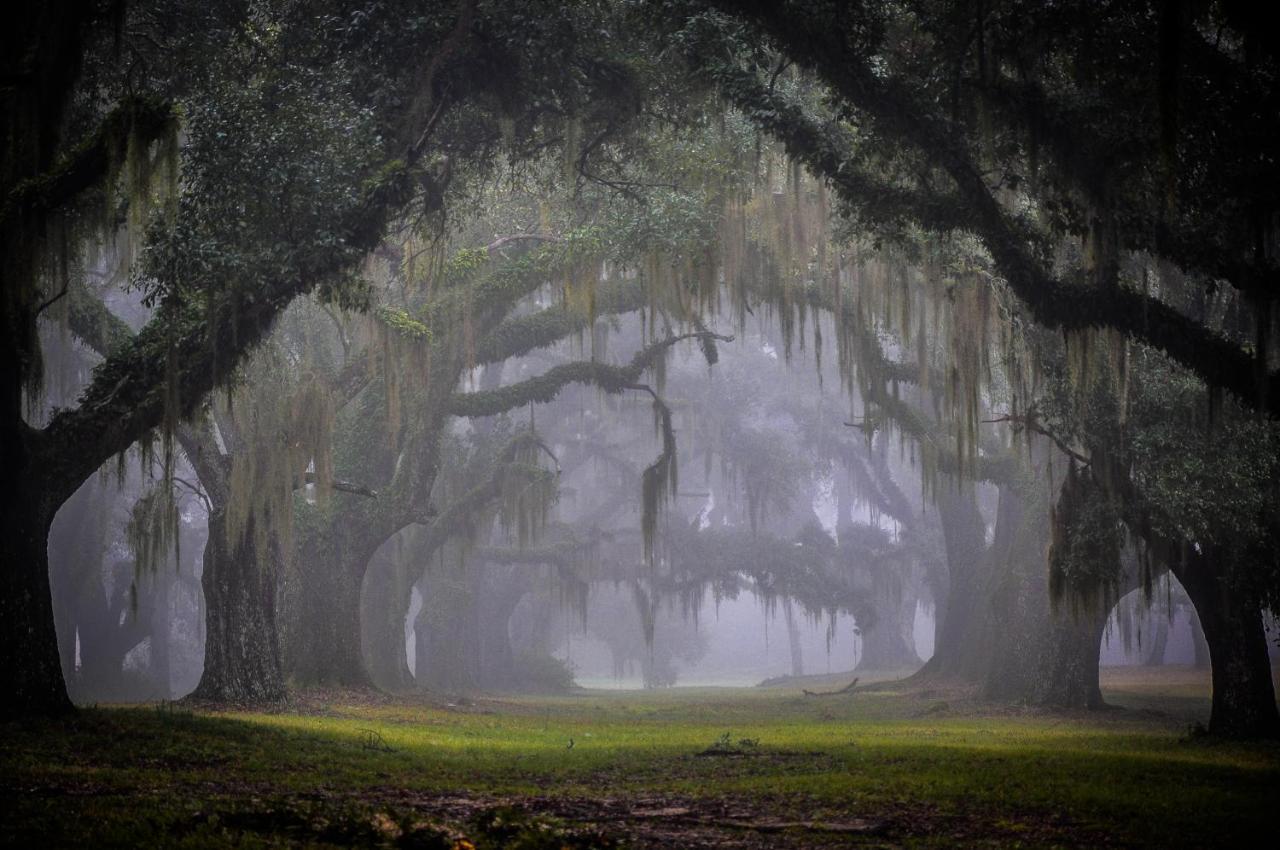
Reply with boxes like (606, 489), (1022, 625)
(413, 431), (557, 549)
(696, 6), (1280, 414)
(700, 53), (974, 238)
(64, 281), (135, 359)
(471, 277), (646, 367)
(1, 97), (176, 228)
(448, 330), (732, 418)
(37, 157), (419, 504)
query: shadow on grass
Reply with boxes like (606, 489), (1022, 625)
(3, 688), (1278, 848)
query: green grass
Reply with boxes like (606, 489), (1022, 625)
(3, 671), (1277, 847)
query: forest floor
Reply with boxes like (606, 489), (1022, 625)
(3, 665), (1278, 848)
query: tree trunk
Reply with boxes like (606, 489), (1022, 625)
(192, 511), (286, 703)
(75, 559), (150, 698)
(1174, 555), (1279, 738)
(47, 474), (105, 698)
(361, 545), (416, 692)
(979, 481), (1040, 702)
(1027, 602), (1109, 709)
(415, 564), (478, 692)
(856, 591), (921, 673)
(286, 536), (374, 688)
(1143, 615), (1170, 666)
(916, 481), (989, 680)
(1190, 609), (1211, 669)
(148, 571), (173, 698)
(783, 597), (805, 677)
(980, 476), (1111, 710)
(475, 566), (535, 689)
(0, 492), (73, 717)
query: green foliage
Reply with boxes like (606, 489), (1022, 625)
(376, 306), (433, 341)
(1048, 463), (1125, 615)
(444, 246), (490, 282)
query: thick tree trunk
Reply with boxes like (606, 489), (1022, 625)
(0, 493), (73, 717)
(286, 537), (374, 689)
(980, 482), (1041, 702)
(856, 591), (921, 673)
(192, 511), (286, 703)
(980, 477), (1111, 710)
(74, 559), (150, 698)
(415, 567), (478, 692)
(47, 474), (104, 697)
(361, 546), (416, 692)
(1174, 557), (1279, 738)
(916, 482), (989, 680)
(1026, 602), (1109, 709)
(476, 567), (533, 689)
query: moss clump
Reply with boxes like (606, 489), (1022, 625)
(376, 305), (433, 341)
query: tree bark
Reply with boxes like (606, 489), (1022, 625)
(0, 489), (74, 717)
(147, 570), (174, 698)
(916, 482), (989, 680)
(980, 476), (1112, 709)
(1173, 555), (1279, 738)
(856, 591), (921, 673)
(414, 540), (488, 693)
(286, 533), (375, 688)
(191, 511), (286, 704)
(361, 544), (416, 692)
(1026, 602), (1109, 709)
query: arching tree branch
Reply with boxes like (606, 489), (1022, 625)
(695, 6), (1280, 414)
(448, 330), (732, 417)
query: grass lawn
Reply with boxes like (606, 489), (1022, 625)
(2, 666), (1277, 848)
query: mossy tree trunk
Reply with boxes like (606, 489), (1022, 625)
(147, 570), (173, 697)
(977, 480), (1040, 702)
(475, 566), (534, 690)
(74, 559), (149, 696)
(1027, 602), (1110, 709)
(181, 424), (285, 704)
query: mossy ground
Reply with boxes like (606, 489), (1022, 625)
(2, 666), (1277, 848)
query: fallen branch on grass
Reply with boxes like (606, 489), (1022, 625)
(802, 678), (859, 697)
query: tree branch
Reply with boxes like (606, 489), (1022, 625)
(449, 330), (732, 417)
(698, 5), (1280, 414)
(471, 277), (645, 367)
(0, 96), (175, 228)
(301, 471), (379, 498)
